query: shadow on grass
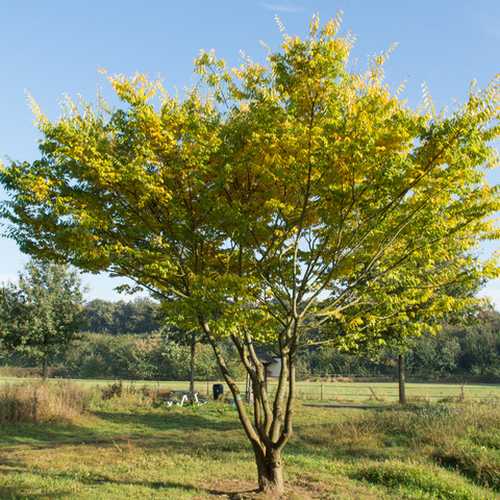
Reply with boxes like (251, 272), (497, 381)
(0, 484), (71, 499)
(1, 410), (394, 465)
(0, 463), (249, 497)
(94, 408), (240, 432)
(0, 409), (248, 463)
(0, 421), (105, 449)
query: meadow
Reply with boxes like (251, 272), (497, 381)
(0, 380), (498, 499)
(1, 376), (499, 403)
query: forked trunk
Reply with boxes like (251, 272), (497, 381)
(202, 321), (295, 498)
(254, 447), (285, 496)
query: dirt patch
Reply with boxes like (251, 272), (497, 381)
(203, 479), (258, 499)
(205, 477), (333, 499)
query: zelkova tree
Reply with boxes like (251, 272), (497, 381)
(0, 260), (83, 379)
(1, 17), (498, 494)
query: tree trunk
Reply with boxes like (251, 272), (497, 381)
(201, 320), (294, 497)
(254, 447), (285, 496)
(189, 331), (196, 394)
(42, 356), (49, 381)
(398, 354), (406, 405)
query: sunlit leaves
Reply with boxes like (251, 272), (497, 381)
(0, 15), (498, 352)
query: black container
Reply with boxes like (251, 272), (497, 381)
(213, 383), (224, 400)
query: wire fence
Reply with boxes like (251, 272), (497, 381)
(193, 380), (500, 403)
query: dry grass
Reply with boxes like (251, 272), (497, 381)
(0, 381), (90, 424)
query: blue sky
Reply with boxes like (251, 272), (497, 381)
(0, 0), (498, 305)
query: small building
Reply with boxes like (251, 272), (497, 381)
(257, 350), (282, 379)
(245, 348), (282, 403)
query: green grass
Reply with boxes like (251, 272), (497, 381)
(1, 376), (499, 403)
(0, 382), (499, 499)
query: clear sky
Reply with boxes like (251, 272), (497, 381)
(0, 0), (498, 305)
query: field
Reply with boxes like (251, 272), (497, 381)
(0, 379), (499, 499)
(1, 376), (499, 403)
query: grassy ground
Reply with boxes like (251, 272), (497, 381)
(1, 376), (499, 403)
(0, 383), (499, 499)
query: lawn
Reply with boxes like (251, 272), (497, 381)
(0, 382), (498, 499)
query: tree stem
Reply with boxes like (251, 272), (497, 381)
(398, 353), (406, 405)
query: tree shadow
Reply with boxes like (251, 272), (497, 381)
(0, 463), (231, 497)
(0, 484), (71, 499)
(94, 408), (240, 433)
(0, 421), (106, 449)
(90, 409), (250, 456)
(0, 408), (240, 449)
(0, 409), (253, 468)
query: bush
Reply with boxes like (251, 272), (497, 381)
(99, 382), (178, 406)
(100, 381), (124, 400)
(0, 382), (90, 424)
(51, 332), (243, 381)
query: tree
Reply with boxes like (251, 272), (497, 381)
(81, 298), (161, 334)
(374, 255), (490, 404)
(1, 16), (498, 494)
(304, 245), (495, 404)
(113, 298), (161, 334)
(0, 260), (83, 379)
(81, 299), (116, 333)
(422, 306), (500, 379)
(159, 318), (205, 393)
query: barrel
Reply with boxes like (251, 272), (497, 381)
(212, 383), (224, 400)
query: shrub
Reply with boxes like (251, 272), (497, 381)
(0, 382), (90, 424)
(99, 382), (179, 407)
(101, 381), (124, 400)
(54, 332), (243, 381)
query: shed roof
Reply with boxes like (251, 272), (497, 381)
(254, 346), (279, 365)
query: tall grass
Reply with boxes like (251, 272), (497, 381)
(0, 382), (90, 424)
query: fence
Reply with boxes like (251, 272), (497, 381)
(192, 380), (499, 403)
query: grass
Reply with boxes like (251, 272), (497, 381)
(1, 376), (499, 403)
(0, 382), (90, 424)
(0, 381), (498, 498)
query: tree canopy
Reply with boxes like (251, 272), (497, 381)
(81, 297), (161, 334)
(1, 16), (498, 494)
(0, 260), (83, 378)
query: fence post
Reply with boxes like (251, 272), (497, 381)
(321, 383), (323, 401)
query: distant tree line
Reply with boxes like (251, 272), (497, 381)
(301, 308), (500, 382)
(80, 298), (161, 335)
(1, 262), (498, 382)
(1, 306), (498, 382)
(1, 332), (244, 381)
